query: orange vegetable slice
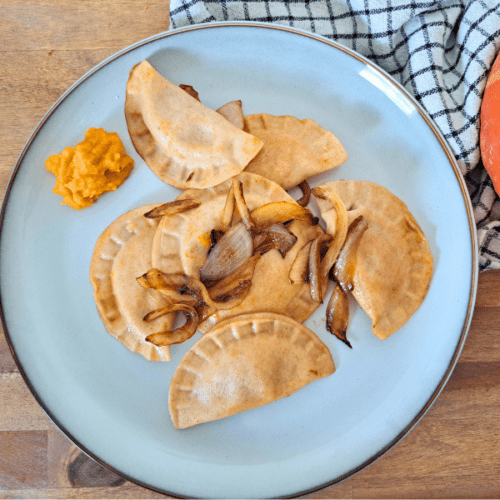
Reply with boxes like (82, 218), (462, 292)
(480, 51), (500, 195)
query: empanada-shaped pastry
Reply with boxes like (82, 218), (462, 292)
(169, 312), (335, 429)
(90, 205), (173, 361)
(315, 180), (433, 340)
(151, 172), (327, 331)
(243, 114), (347, 190)
(125, 61), (263, 189)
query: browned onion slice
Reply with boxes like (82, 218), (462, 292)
(210, 280), (252, 304)
(333, 216), (368, 293)
(308, 234), (333, 303)
(199, 222), (253, 283)
(207, 229), (225, 256)
(289, 239), (314, 285)
(144, 199), (201, 219)
(326, 283), (351, 348)
(250, 201), (316, 230)
(221, 179), (255, 230)
(221, 181), (236, 227)
(144, 304), (199, 346)
(253, 223), (297, 258)
(148, 288), (199, 307)
(137, 269), (250, 310)
(312, 187), (349, 277)
(196, 303), (216, 323)
(233, 179), (255, 231)
(207, 254), (260, 301)
(296, 180), (312, 207)
(179, 84), (200, 101)
(216, 100), (244, 130)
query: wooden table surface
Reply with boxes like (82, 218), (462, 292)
(1, 1), (500, 498)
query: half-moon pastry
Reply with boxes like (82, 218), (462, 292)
(315, 180), (433, 340)
(90, 205), (174, 361)
(169, 312), (335, 429)
(125, 60), (263, 189)
(243, 113), (347, 189)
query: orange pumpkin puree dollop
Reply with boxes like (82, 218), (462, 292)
(45, 127), (134, 209)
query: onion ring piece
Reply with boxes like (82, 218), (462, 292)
(144, 304), (199, 346)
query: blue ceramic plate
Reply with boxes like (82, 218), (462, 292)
(0, 23), (477, 498)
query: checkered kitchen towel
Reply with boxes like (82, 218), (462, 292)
(171, 0), (500, 271)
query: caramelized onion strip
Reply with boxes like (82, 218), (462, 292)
(233, 179), (255, 231)
(137, 269), (250, 310)
(311, 187), (349, 277)
(148, 289), (199, 307)
(296, 180), (312, 207)
(253, 223), (297, 258)
(289, 239), (314, 285)
(326, 283), (352, 348)
(308, 234), (333, 303)
(333, 216), (368, 293)
(207, 255), (260, 301)
(179, 84), (200, 101)
(144, 199), (201, 219)
(250, 202), (316, 230)
(221, 181), (236, 227)
(196, 303), (217, 323)
(207, 229), (225, 256)
(144, 304), (199, 346)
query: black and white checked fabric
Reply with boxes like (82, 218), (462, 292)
(171, 0), (500, 271)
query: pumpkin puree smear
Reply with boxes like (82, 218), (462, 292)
(45, 127), (134, 209)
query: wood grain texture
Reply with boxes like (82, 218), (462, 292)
(0, 431), (48, 490)
(0, 373), (52, 431)
(1, 0), (500, 498)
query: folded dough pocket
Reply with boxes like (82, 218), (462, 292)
(243, 113), (347, 190)
(168, 312), (335, 429)
(89, 205), (174, 362)
(315, 180), (433, 340)
(125, 60), (263, 189)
